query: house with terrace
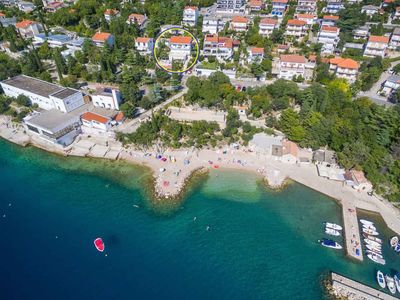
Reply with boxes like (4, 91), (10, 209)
(126, 13), (147, 28)
(329, 57), (359, 83)
(104, 9), (120, 23)
(285, 19), (307, 39)
(203, 34), (237, 61)
(259, 18), (278, 36)
(271, 0), (288, 17)
(278, 54), (306, 80)
(231, 16), (249, 32)
(364, 35), (389, 57)
(183, 6), (199, 27)
(317, 25), (340, 54)
(135, 37), (154, 55)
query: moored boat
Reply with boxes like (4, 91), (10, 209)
(325, 228), (341, 236)
(395, 243), (400, 253)
(319, 238), (342, 249)
(390, 236), (399, 247)
(363, 228), (379, 236)
(394, 274), (400, 293)
(94, 238), (105, 252)
(324, 222), (342, 231)
(360, 219), (374, 226)
(386, 276), (396, 294)
(367, 253), (386, 265)
(377, 271), (386, 289)
(362, 233), (382, 244)
(366, 245), (382, 254)
(365, 239), (382, 248)
(362, 224), (377, 231)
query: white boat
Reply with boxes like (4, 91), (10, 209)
(324, 222), (342, 231)
(367, 250), (384, 259)
(360, 219), (374, 226)
(363, 234), (382, 244)
(386, 276), (396, 294)
(377, 271), (386, 289)
(366, 245), (382, 254)
(319, 238), (343, 249)
(325, 228), (341, 236)
(390, 236), (399, 247)
(367, 253), (386, 265)
(362, 224), (377, 231)
(394, 274), (400, 293)
(365, 239), (382, 248)
(363, 228), (379, 236)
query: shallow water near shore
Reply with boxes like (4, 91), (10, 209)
(0, 139), (399, 300)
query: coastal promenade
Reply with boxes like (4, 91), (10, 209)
(330, 272), (397, 300)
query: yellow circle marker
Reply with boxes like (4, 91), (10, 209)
(153, 27), (200, 74)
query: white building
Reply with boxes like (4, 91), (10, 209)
(1, 75), (85, 113)
(285, 19), (307, 38)
(126, 13), (147, 28)
(323, 0), (344, 14)
(135, 37), (154, 55)
(390, 28), (400, 50)
(92, 32), (114, 47)
(247, 47), (264, 63)
(81, 112), (111, 132)
(15, 19), (41, 37)
(104, 9), (120, 23)
(271, 0), (288, 17)
(216, 0), (245, 13)
(17, 1), (36, 13)
(91, 88), (121, 110)
(361, 5), (379, 16)
(364, 35), (389, 58)
(317, 25), (340, 54)
(352, 25), (369, 40)
(321, 15), (339, 27)
(329, 57), (359, 83)
(248, 0), (264, 11)
(203, 34), (236, 60)
(278, 54), (306, 80)
(296, 0), (317, 13)
(231, 16), (249, 32)
(202, 16), (223, 34)
(259, 18), (278, 36)
(182, 6), (199, 27)
(394, 7), (400, 20)
(382, 74), (400, 95)
(169, 36), (192, 61)
(295, 13), (317, 26)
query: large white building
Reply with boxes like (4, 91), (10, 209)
(317, 25), (340, 54)
(230, 16), (249, 32)
(296, 0), (317, 13)
(169, 36), (192, 61)
(285, 19), (307, 38)
(91, 88), (122, 110)
(216, 0), (245, 13)
(278, 54), (306, 80)
(259, 18), (278, 36)
(329, 57), (359, 83)
(135, 37), (154, 55)
(203, 34), (236, 60)
(364, 35), (389, 57)
(1, 75), (85, 113)
(271, 0), (288, 17)
(182, 6), (199, 27)
(390, 28), (400, 50)
(202, 16), (223, 34)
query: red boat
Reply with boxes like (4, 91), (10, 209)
(94, 238), (105, 252)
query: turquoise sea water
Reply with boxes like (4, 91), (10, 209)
(0, 139), (399, 300)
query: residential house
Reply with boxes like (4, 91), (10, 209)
(249, 133), (283, 155)
(390, 27), (400, 49)
(81, 112), (112, 132)
(45, 1), (64, 13)
(92, 32), (114, 47)
(135, 37), (154, 55)
(259, 18), (278, 36)
(364, 35), (389, 57)
(182, 6), (199, 27)
(394, 7), (400, 20)
(0, 13), (16, 28)
(329, 57), (359, 83)
(278, 54), (306, 80)
(279, 140), (299, 164)
(104, 9), (120, 23)
(126, 13), (147, 28)
(382, 74), (400, 95)
(17, 1), (36, 13)
(317, 25), (340, 54)
(230, 16), (249, 32)
(91, 88), (121, 110)
(203, 34), (235, 60)
(352, 25), (369, 40)
(285, 19), (307, 38)
(323, 0), (344, 14)
(296, 0), (317, 13)
(321, 15), (339, 27)
(15, 20), (41, 38)
(295, 13), (317, 26)
(344, 170), (373, 192)
(247, 47), (264, 63)
(361, 5), (379, 16)
(216, 0), (245, 13)
(271, 0), (288, 17)
(202, 16), (223, 34)
(248, 0), (264, 11)
(169, 36), (192, 61)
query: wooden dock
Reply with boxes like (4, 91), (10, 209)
(331, 272), (398, 300)
(342, 202), (363, 261)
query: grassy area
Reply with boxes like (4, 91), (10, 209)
(197, 61), (218, 70)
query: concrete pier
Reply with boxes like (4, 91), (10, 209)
(342, 203), (363, 261)
(331, 272), (397, 300)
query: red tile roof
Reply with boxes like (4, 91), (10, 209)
(368, 35), (389, 43)
(249, 0), (263, 7)
(282, 140), (298, 157)
(273, 0), (288, 3)
(115, 112), (124, 122)
(0, 12), (5, 17)
(321, 25), (339, 32)
(280, 54), (306, 63)
(136, 37), (151, 43)
(260, 18), (278, 25)
(204, 34), (234, 48)
(323, 15), (339, 20)
(92, 32), (112, 42)
(287, 19), (306, 26)
(184, 6), (198, 10)
(82, 112), (110, 124)
(128, 13), (146, 25)
(330, 57), (359, 69)
(232, 16), (249, 23)
(296, 13), (316, 19)
(170, 36), (192, 44)
(249, 47), (264, 54)
(104, 9), (119, 16)
(15, 19), (36, 29)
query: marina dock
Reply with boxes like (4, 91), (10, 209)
(331, 272), (397, 300)
(342, 203), (363, 261)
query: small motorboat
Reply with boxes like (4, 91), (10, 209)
(395, 243), (400, 253)
(94, 238), (105, 252)
(319, 238), (342, 249)
(362, 224), (377, 231)
(325, 228), (341, 236)
(386, 276), (397, 294)
(394, 274), (400, 293)
(360, 219), (374, 226)
(377, 271), (386, 289)
(324, 222), (342, 231)
(363, 233), (382, 244)
(366, 245), (382, 254)
(367, 253), (386, 265)
(363, 228), (379, 236)
(365, 239), (382, 248)
(366, 250), (384, 259)
(390, 236), (399, 247)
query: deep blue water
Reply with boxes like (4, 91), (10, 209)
(0, 140), (399, 300)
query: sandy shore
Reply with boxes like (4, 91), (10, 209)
(1, 115), (400, 237)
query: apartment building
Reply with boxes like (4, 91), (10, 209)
(248, 0), (264, 11)
(285, 19), (307, 38)
(203, 34), (236, 60)
(364, 35), (389, 57)
(390, 28), (400, 50)
(169, 36), (192, 61)
(135, 37), (154, 55)
(296, 0), (317, 13)
(183, 6), (199, 27)
(15, 19), (42, 37)
(259, 18), (278, 36)
(202, 16), (223, 34)
(321, 15), (339, 27)
(278, 54), (306, 79)
(317, 26), (340, 54)
(329, 57), (359, 83)
(231, 16), (249, 32)
(271, 0), (288, 17)
(295, 13), (317, 26)
(247, 47), (264, 63)
(216, 0), (245, 13)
